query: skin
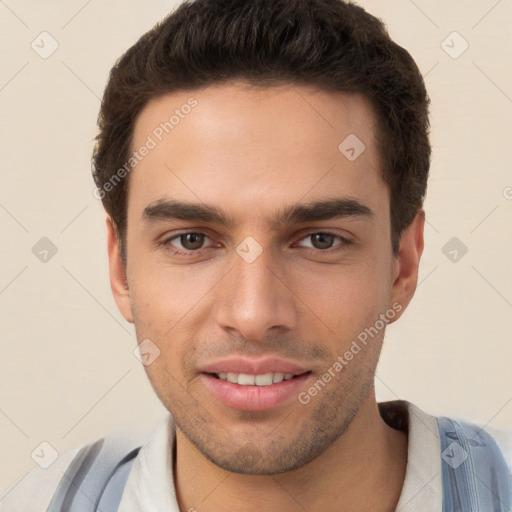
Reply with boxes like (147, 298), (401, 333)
(107, 82), (424, 511)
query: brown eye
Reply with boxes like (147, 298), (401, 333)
(179, 233), (205, 250)
(310, 233), (335, 250)
(161, 231), (217, 256)
(296, 232), (349, 252)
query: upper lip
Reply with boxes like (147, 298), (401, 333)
(200, 357), (310, 376)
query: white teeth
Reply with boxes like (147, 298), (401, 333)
(216, 372), (297, 386)
(255, 373), (273, 386)
(238, 374), (255, 385)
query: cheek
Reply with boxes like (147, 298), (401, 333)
(129, 257), (220, 329)
(292, 255), (392, 333)
(128, 263), (221, 381)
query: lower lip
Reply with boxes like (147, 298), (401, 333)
(200, 373), (311, 411)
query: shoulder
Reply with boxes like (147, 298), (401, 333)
(481, 424), (512, 475)
(434, 412), (512, 477)
(0, 443), (86, 512)
(1, 431), (143, 512)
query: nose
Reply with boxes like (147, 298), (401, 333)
(214, 246), (299, 341)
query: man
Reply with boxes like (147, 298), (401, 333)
(2, 0), (511, 510)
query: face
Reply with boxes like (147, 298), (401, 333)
(108, 82), (422, 475)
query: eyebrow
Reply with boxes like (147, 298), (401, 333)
(141, 197), (374, 228)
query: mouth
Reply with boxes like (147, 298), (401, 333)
(200, 364), (312, 411)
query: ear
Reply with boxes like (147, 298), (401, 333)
(388, 209), (425, 323)
(106, 216), (133, 324)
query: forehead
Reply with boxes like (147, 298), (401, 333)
(128, 82), (387, 222)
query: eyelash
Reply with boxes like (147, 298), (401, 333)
(159, 231), (352, 256)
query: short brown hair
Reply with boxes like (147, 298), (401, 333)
(92, 0), (431, 262)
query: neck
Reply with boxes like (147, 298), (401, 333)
(174, 389), (408, 512)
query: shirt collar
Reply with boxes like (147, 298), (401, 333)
(380, 400), (443, 511)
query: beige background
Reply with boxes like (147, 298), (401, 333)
(1, 0), (511, 494)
